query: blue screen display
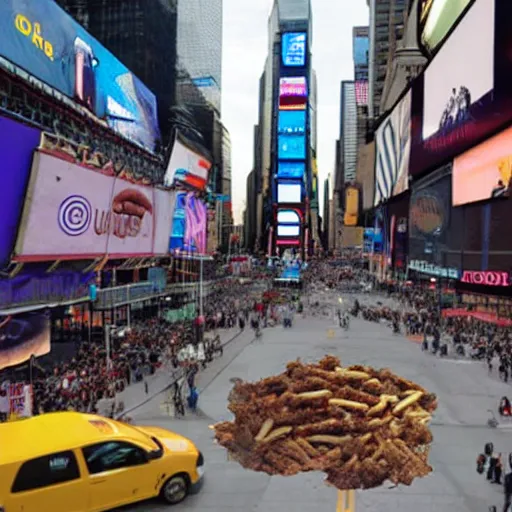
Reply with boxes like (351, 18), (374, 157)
(170, 192), (186, 249)
(0, 0), (160, 152)
(277, 162), (305, 179)
(282, 33), (306, 67)
(278, 135), (306, 160)
(278, 111), (306, 134)
(353, 36), (369, 66)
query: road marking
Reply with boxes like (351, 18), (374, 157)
(336, 490), (355, 512)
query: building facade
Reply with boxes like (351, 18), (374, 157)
(340, 81), (358, 184)
(176, 0), (223, 112)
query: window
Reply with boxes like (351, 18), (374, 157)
(12, 451), (80, 493)
(82, 442), (148, 475)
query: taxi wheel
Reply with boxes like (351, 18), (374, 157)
(160, 474), (189, 505)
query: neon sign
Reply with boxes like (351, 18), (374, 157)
(461, 271), (510, 287)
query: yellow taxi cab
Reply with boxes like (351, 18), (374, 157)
(0, 411), (204, 512)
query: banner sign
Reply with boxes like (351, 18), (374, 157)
(0, 312), (50, 371)
(461, 270), (510, 287)
(15, 152), (174, 260)
(164, 136), (212, 190)
(408, 259), (460, 279)
(0, 269), (94, 310)
(0, 0), (160, 152)
(8, 383), (33, 417)
(0, 115), (41, 267)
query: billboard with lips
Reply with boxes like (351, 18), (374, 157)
(15, 152), (174, 259)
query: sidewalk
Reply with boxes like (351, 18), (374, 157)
(116, 326), (241, 416)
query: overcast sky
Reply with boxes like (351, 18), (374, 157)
(221, 0), (369, 224)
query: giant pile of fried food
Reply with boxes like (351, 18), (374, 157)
(213, 356), (437, 490)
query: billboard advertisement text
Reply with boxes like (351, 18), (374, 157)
(15, 152), (175, 260)
(282, 33), (306, 67)
(0, 0), (160, 152)
(278, 135), (306, 160)
(453, 124), (512, 206)
(164, 136), (212, 190)
(374, 90), (411, 206)
(0, 115), (41, 267)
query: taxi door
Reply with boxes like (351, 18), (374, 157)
(7, 450), (88, 512)
(81, 441), (156, 511)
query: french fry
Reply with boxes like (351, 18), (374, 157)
(393, 391), (423, 414)
(296, 437), (320, 457)
(296, 389), (333, 399)
(254, 418), (274, 442)
(368, 416), (392, 428)
(261, 426), (292, 443)
(307, 434), (353, 445)
(329, 398), (370, 412)
(335, 368), (370, 380)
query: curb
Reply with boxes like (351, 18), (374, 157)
(117, 329), (243, 418)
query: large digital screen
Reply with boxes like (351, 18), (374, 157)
(410, 0), (500, 176)
(278, 111), (306, 135)
(277, 210), (301, 224)
(353, 36), (369, 66)
(15, 152), (176, 260)
(453, 125), (512, 206)
(277, 162), (305, 179)
(374, 90), (411, 206)
(278, 135), (306, 160)
(164, 136), (212, 190)
(170, 192), (207, 253)
(277, 183), (302, 204)
(277, 225), (300, 237)
(422, 0), (494, 142)
(282, 32), (306, 67)
(170, 192), (186, 250)
(280, 77), (307, 97)
(420, 0), (474, 55)
(0, 116), (41, 267)
(0, 0), (160, 152)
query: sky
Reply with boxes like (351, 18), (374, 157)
(221, 0), (369, 224)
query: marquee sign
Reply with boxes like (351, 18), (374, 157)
(461, 271), (510, 287)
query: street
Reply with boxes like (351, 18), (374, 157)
(122, 300), (511, 512)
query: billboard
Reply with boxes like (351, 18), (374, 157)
(277, 183), (302, 204)
(344, 187), (359, 226)
(420, 0), (474, 55)
(277, 225), (300, 237)
(353, 35), (369, 66)
(422, 0), (494, 141)
(170, 192), (207, 254)
(282, 33), (306, 67)
(277, 162), (305, 179)
(279, 77), (307, 97)
(15, 152), (174, 260)
(278, 110), (306, 135)
(0, 311), (50, 371)
(0, 116), (41, 267)
(278, 135), (306, 160)
(164, 137), (212, 190)
(409, 171), (451, 264)
(453, 124), (512, 206)
(374, 90), (411, 206)
(0, 0), (160, 152)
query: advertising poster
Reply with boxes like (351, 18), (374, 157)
(344, 187), (359, 227)
(0, 0), (160, 151)
(278, 110), (306, 134)
(277, 183), (302, 204)
(282, 33), (306, 67)
(153, 189), (176, 255)
(0, 312), (50, 371)
(277, 162), (305, 179)
(170, 192), (186, 251)
(420, 0), (474, 55)
(0, 115), (41, 267)
(409, 171), (451, 265)
(164, 137), (212, 190)
(183, 193), (207, 254)
(279, 77), (307, 97)
(278, 135), (306, 160)
(15, 152), (163, 260)
(374, 90), (411, 206)
(453, 125), (512, 206)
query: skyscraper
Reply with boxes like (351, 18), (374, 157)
(177, 0), (223, 113)
(340, 81), (358, 183)
(255, 0), (314, 258)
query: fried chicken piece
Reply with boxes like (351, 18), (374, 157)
(263, 449), (303, 475)
(289, 376), (335, 393)
(317, 355), (340, 371)
(332, 385), (381, 406)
